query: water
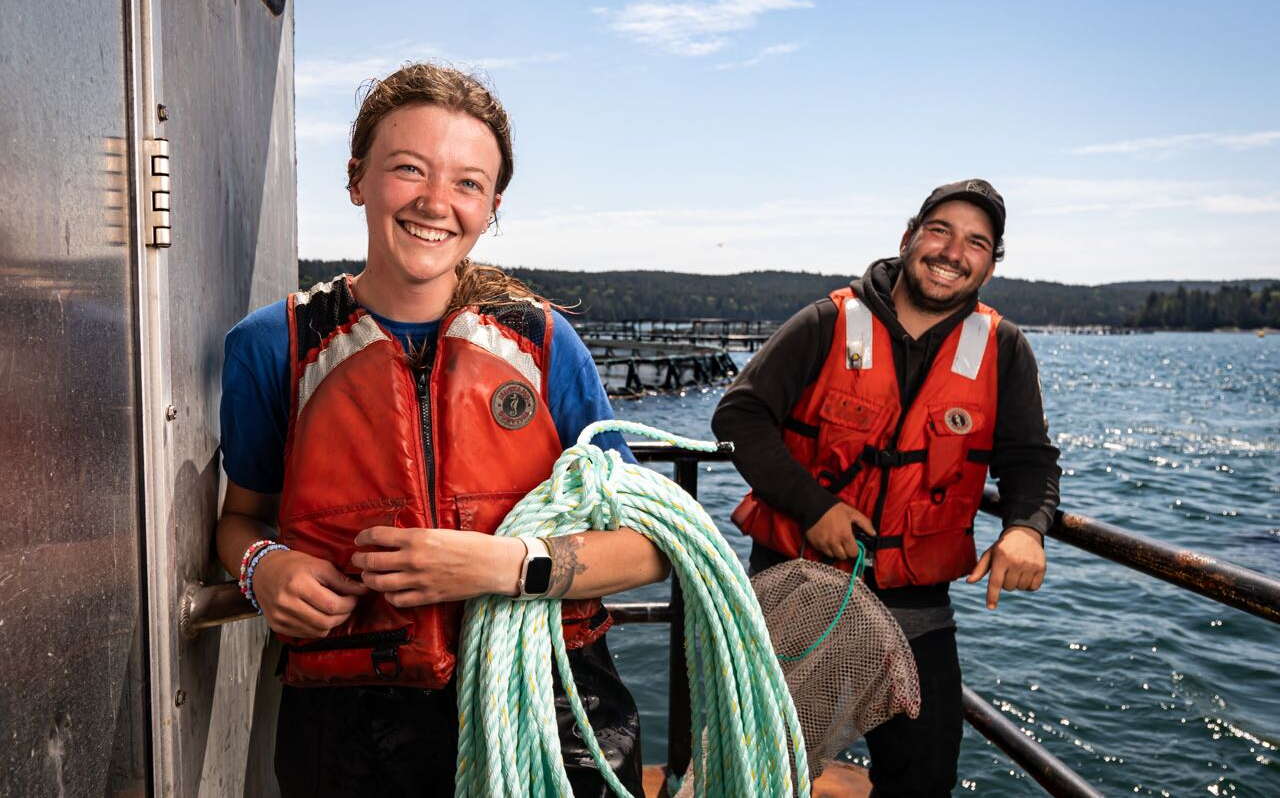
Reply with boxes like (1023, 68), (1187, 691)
(605, 332), (1280, 796)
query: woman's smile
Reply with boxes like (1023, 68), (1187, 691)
(398, 219), (456, 244)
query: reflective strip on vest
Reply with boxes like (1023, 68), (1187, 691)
(294, 279), (340, 307)
(951, 311), (992, 380)
(444, 310), (542, 392)
(844, 297), (874, 370)
(297, 314), (389, 415)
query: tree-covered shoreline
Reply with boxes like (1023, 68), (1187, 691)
(299, 260), (1278, 329)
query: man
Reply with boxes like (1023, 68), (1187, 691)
(711, 179), (1060, 796)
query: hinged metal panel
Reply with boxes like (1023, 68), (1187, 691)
(144, 137), (172, 248)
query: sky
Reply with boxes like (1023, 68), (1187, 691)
(295, 1), (1280, 284)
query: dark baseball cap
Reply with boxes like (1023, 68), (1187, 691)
(917, 179), (1006, 240)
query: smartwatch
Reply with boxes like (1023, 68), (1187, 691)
(516, 536), (553, 599)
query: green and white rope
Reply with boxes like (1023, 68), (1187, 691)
(455, 420), (810, 797)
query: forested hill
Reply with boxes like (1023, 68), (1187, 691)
(298, 260), (1277, 328)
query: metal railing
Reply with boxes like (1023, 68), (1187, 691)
(182, 443), (1280, 796)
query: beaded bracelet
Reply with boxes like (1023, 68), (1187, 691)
(238, 538), (276, 596)
(243, 543), (290, 613)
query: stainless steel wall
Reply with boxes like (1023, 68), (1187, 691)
(0, 0), (297, 795)
(0, 3), (149, 797)
(150, 1), (297, 795)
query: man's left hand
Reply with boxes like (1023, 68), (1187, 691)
(965, 526), (1045, 610)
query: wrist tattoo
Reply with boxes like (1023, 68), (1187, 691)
(545, 535), (588, 598)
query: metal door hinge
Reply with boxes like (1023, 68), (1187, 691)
(143, 138), (172, 247)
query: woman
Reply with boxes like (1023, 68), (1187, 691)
(216, 63), (662, 796)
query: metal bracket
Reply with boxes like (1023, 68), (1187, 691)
(143, 138), (171, 247)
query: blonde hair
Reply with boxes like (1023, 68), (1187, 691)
(349, 62), (547, 316)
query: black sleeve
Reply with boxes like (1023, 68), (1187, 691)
(711, 300), (841, 532)
(990, 320), (1062, 537)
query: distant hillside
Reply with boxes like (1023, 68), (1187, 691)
(298, 260), (1277, 328)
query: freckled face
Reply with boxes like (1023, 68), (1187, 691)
(898, 200), (997, 314)
(349, 104), (502, 288)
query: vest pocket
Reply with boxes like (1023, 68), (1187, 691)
(924, 403), (984, 490)
(816, 389), (884, 487)
(453, 490), (527, 534)
(901, 496), (980, 586)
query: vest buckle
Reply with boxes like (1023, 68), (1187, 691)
(371, 645), (403, 680)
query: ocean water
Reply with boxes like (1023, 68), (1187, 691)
(604, 332), (1280, 796)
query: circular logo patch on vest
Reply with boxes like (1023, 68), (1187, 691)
(491, 381), (537, 430)
(943, 407), (974, 435)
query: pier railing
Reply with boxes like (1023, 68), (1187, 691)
(182, 444), (1280, 797)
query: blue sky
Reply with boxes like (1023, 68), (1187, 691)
(295, 1), (1280, 284)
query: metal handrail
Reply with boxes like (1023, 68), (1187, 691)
(961, 685), (1103, 797)
(181, 444), (1280, 796)
(981, 487), (1280, 624)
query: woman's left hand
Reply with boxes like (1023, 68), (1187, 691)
(351, 526), (524, 606)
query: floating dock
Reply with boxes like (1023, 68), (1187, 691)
(577, 318), (779, 351)
(583, 337), (740, 396)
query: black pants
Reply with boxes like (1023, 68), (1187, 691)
(274, 636), (643, 797)
(864, 627), (963, 797)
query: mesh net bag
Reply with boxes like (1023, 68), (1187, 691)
(752, 558), (921, 779)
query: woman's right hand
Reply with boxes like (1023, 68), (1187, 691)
(251, 549), (369, 638)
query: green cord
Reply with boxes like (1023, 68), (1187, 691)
(776, 542), (865, 663)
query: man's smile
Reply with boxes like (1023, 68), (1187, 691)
(923, 257), (968, 286)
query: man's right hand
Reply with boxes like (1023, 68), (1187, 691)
(251, 549), (368, 638)
(804, 502), (876, 560)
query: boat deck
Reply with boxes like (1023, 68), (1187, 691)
(641, 761), (870, 797)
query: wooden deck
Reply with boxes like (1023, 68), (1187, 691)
(641, 761), (871, 797)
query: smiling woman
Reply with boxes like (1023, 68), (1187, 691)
(214, 62), (657, 796)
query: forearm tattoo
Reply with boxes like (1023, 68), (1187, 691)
(545, 534), (588, 599)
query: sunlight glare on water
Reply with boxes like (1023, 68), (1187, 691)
(606, 332), (1280, 796)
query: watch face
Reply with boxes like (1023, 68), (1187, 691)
(525, 557), (553, 595)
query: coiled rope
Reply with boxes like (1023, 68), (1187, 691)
(455, 420), (810, 797)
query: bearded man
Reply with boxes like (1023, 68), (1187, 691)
(712, 179), (1061, 796)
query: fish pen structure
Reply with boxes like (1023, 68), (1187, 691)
(584, 337), (739, 396)
(577, 318), (779, 351)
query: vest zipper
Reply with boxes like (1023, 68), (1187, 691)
(871, 334), (916, 532)
(415, 366), (438, 526)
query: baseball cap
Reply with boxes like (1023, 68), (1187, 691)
(917, 179), (1005, 240)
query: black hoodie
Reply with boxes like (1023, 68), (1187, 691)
(712, 258), (1061, 609)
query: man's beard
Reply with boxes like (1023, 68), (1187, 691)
(899, 255), (982, 314)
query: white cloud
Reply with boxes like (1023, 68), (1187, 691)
(467, 52), (568, 70)
(1072, 131), (1280, 156)
(603, 0), (813, 57)
(298, 175), (1280, 283)
(715, 41), (801, 70)
(295, 119), (350, 141)
(295, 56), (412, 96)
(295, 49), (566, 96)
(1200, 194), (1280, 214)
(1008, 177), (1280, 216)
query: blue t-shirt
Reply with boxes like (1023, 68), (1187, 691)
(220, 301), (632, 494)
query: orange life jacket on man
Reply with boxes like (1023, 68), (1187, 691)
(276, 275), (611, 689)
(732, 285), (1001, 588)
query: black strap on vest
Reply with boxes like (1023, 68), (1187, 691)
(855, 528), (902, 551)
(782, 417), (819, 438)
(860, 445), (927, 468)
(861, 445), (993, 468)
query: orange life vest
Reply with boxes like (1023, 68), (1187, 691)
(732, 286), (1001, 588)
(276, 275), (610, 688)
